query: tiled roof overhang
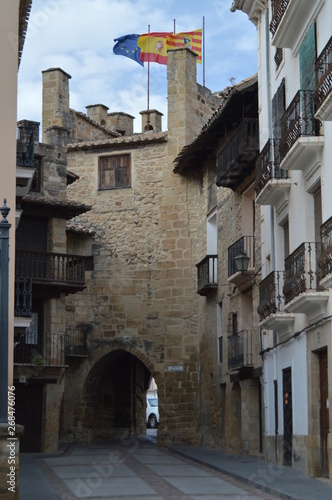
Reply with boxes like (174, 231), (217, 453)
(21, 194), (92, 219)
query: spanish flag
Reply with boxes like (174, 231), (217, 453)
(137, 32), (172, 65)
(167, 29), (202, 64)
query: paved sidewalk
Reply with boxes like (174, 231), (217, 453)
(167, 444), (332, 500)
(18, 438), (332, 499)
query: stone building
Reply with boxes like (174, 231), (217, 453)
(174, 74), (262, 454)
(15, 49), (222, 451)
(14, 118), (92, 453)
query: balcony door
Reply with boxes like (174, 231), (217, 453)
(16, 215), (47, 251)
(207, 211), (217, 282)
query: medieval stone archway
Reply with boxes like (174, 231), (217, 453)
(71, 343), (160, 443)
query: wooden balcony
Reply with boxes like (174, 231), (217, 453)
(15, 250), (89, 297)
(270, 0), (315, 51)
(228, 330), (253, 371)
(279, 90), (323, 172)
(14, 332), (67, 367)
(196, 255), (217, 296)
(255, 139), (291, 206)
(228, 236), (256, 292)
(216, 118), (259, 190)
(318, 216), (332, 288)
(258, 271), (295, 334)
(314, 36), (332, 122)
(284, 242), (329, 320)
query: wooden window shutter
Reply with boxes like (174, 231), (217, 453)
(314, 187), (322, 243)
(99, 154), (131, 189)
(299, 22), (317, 91)
(272, 78), (285, 140)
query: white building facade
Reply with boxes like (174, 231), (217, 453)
(232, 0), (332, 478)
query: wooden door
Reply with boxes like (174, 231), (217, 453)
(283, 367), (293, 465)
(15, 384), (43, 452)
(319, 349), (329, 477)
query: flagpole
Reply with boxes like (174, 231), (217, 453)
(203, 16), (205, 87)
(173, 19), (176, 34)
(147, 24), (150, 130)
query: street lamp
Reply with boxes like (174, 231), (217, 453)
(234, 252), (250, 274)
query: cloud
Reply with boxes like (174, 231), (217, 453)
(18, 0), (257, 134)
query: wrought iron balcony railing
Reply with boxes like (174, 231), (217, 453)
(314, 36), (332, 111)
(17, 123), (35, 168)
(284, 242), (323, 304)
(270, 0), (290, 37)
(65, 331), (88, 358)
(14, 333), (66, 366)
(16, 250), (86, 286)
(255, 139), (288, 195)
(228, 236), (254, 277)
(257, 271), (285, 321)
(216, 118), (259, 189)
(15, 278), (32, 317)
(319, 216), (332, 280)
(228, 330), (253, 370)
(279, 90), (320, 162)
(196, 255), (218, 296)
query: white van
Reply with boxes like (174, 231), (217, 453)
(146, 396), (159, 428)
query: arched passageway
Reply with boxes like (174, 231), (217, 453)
(82, 350), (153, 440)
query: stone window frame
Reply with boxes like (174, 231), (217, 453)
(98, 153), (131, 190)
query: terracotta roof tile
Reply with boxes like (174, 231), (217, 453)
(68, 131), (168, 151)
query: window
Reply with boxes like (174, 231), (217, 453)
(30, 157), (42, 193)
(99, 154), (131, 190)
(218, 302), (223, 363)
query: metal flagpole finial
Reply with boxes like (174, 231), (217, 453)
(0, 199), (10, 223)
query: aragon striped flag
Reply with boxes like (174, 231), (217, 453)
(167, 29), (202, 64)
(137, 32), (172, 65)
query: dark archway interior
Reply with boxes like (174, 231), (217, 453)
(84, 350), (152, 439)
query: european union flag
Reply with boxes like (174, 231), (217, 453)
(113, 34), (144, 67)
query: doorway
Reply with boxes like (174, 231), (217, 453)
(283, 367), (293, 466)
(319, 348), (329, 477)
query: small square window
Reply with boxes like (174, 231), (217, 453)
(30, 157), (42, 193)
(99, 154), (131, 190)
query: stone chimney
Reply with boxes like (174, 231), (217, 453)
(42, 67), (71, 143)
(86, 104), (109, 126)
(167, 47), (198, 156)
(106, 112), (134, 136)
(140, 109), (163, 132)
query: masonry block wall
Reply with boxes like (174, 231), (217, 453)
(47, 48), (221, 446)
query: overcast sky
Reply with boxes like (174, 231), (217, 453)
(17, 0), (257, 134)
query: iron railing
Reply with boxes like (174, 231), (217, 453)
(228, 330), (253, 370)
(14, 332), (67, 366)
(318, 216), (332, 280)
(216, 118), (259, 182)
(280, 90), (319, 162)
(196, 255), (218, 295)
(228, 236), (254, 277)
(17, 123), (35, 168)
(15, 250), (86, 285)
(14, 278), (32, 317)
(270, 0), (290, 37)
(275, 48), (283, 68)
(314, 36), (332, 110)
(257, 271), (285, 321)
(255, 139), (288, 195)
(284, 242), (322, 304)
(65, 331), (88, 357)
